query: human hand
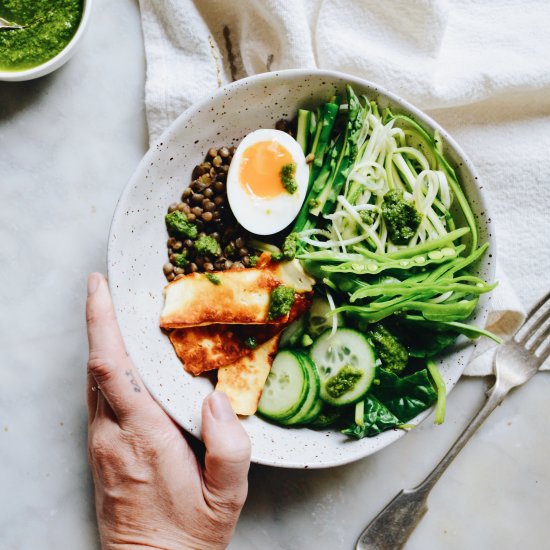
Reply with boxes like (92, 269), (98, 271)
(86, 273), (251, 550)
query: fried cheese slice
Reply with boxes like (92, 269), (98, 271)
(161, 269), (281, 329)
(168, 292), (312, 375)
(160, 260), (314, 329)
(169, 323), (281, 375)
(216, 335), (280, 416)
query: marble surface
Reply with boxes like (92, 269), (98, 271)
(1, 1), (549, 549)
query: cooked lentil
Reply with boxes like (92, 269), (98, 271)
(163, 146), (261, 280)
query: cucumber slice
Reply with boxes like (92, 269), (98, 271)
(284, 353), (321, 425)
(310, 328), (376, 406)
(279, 316), (306, 348)
(299, 396), (323, 424)
(258, 351), (309, 421)
(308, 295), (343, 339)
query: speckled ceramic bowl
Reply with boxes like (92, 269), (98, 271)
(108, 69), (495, 469)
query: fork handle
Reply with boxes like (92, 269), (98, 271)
(356, 383), (508, 550)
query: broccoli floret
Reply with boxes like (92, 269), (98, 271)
(165, 211), (198, 239)
(248, 255), (259, 267)
(381, 190), (421, 244)
(280, 162), (298, 194)
(172, 252), (188, 268)
(194, 235), (220, 256)
(267, 285), (295, 320)
(369, 324), (408, 374)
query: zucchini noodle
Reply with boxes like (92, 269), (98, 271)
(283, 86), (496, 439)
(325, 290), (338, 338)
(301, 99), (457, 256)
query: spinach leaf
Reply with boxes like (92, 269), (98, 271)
(389, 318), (458, 358)
(341, 368), (438, 439)
(342, 396), (399, 439)
(372, 368), (438, 423)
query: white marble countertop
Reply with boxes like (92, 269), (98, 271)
(1, 1), (549, 549)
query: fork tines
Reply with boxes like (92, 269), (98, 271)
(515, 291), (550, 360)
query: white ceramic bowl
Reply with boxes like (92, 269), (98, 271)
(0, 0), (93, 82)
(108, 70), (495, 469)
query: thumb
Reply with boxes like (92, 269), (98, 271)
(201, 392), (251, 515)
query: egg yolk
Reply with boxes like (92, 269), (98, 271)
(239, 140), (294, 198)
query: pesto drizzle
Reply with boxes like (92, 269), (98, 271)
(0, 0), (83, 71)
(280, 163), (298, 194)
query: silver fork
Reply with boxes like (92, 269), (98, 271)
(356, 291), (550, 550)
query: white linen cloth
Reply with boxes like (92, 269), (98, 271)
(138, 0), (550, 374)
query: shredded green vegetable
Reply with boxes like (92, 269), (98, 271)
(258, 86), (498, 439)
(292, 87), (495, 335)
(426, 360), (446, 425)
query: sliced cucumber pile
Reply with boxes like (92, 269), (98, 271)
(259, 326), (377, 428)
(258, 351), (308, 421)
(258, 351), (321, 425)
(311, 328), (376, 406)
(284, 353), (321, 425)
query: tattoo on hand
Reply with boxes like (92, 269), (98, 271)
(125, 369), (142, 393)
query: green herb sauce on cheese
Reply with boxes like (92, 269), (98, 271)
(205, 273), (221, 285)
(0, 0), (83, 71)
(267, 285), (295, 320)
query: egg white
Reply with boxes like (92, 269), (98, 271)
(227, 129), (308, 235)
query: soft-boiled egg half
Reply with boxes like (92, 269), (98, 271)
(227, 129), (308, 235)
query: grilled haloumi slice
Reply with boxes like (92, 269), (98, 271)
(216, 335), (280, 416)
(169, 323), (281, 375)
(160, 260), (314, 329)
(168, 292), (312, 375)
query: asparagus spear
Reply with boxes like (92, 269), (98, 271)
(296, 109), (311, 153)
(293, 101), (341, 232)
(320, 86), (366, 214)
(311, 101), (339, 180)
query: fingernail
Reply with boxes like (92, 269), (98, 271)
(87, 273), (102, 296)
(209, 391), (236, 421)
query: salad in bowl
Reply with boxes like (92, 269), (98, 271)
(108, 70), (496, 468)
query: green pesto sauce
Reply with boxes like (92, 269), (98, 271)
(205, 273), (221, 285)
(172, 252), (188, 268)
(280, 163), (298, 194)
(165, 211), (198, 239)
(325, 366), (363, 398)
(369, 325), (408, 375)
(194, 235), (221, 257)
(267, 285), (295, 320)
(0, 0), (83, 71)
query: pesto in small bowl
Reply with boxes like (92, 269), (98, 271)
(0, 0), (84, 72)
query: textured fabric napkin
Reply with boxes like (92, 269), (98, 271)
(138, 0), (550, 374)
